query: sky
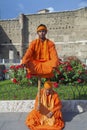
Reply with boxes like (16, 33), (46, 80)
(0, 0), (87, 19)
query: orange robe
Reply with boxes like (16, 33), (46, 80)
(22, 38), (59, 78)
(25, 88), (65, 130)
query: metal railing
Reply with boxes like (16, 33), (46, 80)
(0, 59), (21, 64)
(0, 58), (87, 65)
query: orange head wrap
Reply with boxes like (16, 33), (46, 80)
(44, 81), (53, 89)
(37, 25), (47, 32)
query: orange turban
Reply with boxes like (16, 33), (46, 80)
(37, 25), (47, 32)
(44, 81), (53, 89)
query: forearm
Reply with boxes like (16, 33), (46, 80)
(22, 50), (33, 65)
(51, 105), (62, 113)
(51, 95), (62, 113)
(49, 46), (59, 67)
(22, 56), (31, 65)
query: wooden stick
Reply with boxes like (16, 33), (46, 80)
(38, 77), (41, 107)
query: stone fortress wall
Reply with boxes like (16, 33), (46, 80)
(0, 7), (87, 62)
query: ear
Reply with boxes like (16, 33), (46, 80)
(37, 31), (39, 35)
(45, 30), (47, 34)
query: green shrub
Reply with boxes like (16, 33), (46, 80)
(52, 56), (87, 85)
(5, 56), (87, 87)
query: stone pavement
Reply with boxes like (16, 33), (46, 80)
(0, 111), (87, 130)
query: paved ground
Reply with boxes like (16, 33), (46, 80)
(0, 111), (87, 130)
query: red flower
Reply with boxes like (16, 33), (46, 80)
(10, 64), (24, 70)
(59, 58), (64, 65)
(77, 79), (82, 83)
(67, 66), (72, 71)
(3, 69), (8, 73)
(11, 78), (19, 84)
(53, 82), (58, 88)
(55, 68), (61, 74)
(10, 65), (16, 69)
(65, 61), (70, 65)
(61, 78), (64, 80)
(15, 64), (24, 69)
(26, 74), (32, 79)
(15, 65), (20, 69)
(82, 64), (86, 68)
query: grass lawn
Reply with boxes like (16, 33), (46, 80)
(0, 80), (87, 100)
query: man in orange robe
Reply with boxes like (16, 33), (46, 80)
(25, 81), (65, 130)
(22, 24), (59, 78)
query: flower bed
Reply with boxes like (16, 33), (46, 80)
(52, 56), (87, 86)
(4, 56), (87, 87)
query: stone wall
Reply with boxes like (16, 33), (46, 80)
(56, 42), (87, 61)
(0, 19), (22, 59)
(0, 7), (87, 61)
(27, 7), (87, 43)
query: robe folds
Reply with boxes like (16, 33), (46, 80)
(22, 38), (59, 78)
(25, 88), (65, 130)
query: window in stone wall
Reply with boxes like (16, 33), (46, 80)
(67, 17), (70, 19)
(17, 51), (20, 56)
(10, 40), (12, 43)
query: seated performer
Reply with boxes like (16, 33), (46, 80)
(22, 24), (59, 78)
(25, 81), (65, 130)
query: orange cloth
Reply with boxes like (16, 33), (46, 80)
(25, 88), (65, 130)
(22, 38), (59, 78)
(37, 25), (47, 32)
(44, 81), (53, 89)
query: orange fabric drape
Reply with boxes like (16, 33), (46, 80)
(25, 89), (65, 130)
(22, 38), (59, 78)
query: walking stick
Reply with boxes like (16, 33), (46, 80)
(38, 77), (41, 108)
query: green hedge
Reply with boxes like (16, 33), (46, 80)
(0, 80), (87, 100)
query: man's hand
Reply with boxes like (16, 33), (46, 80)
(46, 112), (53, 118)
(21, 64), (25, 67)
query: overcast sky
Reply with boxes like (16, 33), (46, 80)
(0, 0), (87, 19)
